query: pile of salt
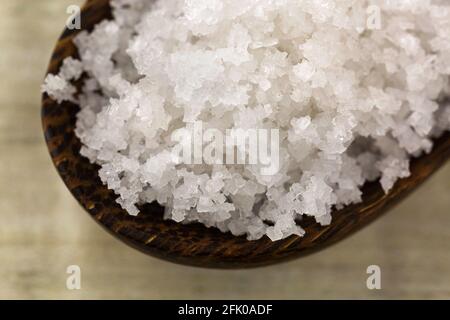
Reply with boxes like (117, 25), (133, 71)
(43, 0), (450, 241)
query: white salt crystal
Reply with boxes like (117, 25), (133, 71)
(291, 116), (312, 133)
(41, 74), (76, 103)
(60, 57), (84, 81)
(43, 0), (450, 241)
(293, 61), (315, 83)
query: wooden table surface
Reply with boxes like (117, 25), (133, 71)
(1, 0), (450, 299)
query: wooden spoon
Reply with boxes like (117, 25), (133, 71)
(41, 0), (450, 268)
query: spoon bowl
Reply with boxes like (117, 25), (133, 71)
(41, 0), (450, 268)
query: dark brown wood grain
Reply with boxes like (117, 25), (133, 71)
(41, 0), (450, 268)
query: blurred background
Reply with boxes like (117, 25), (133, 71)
(1, 0), (450, 299)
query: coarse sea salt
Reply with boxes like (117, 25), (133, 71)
(43, 0), (450, 241)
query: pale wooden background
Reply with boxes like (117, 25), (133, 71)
(1, 0), (450, 299)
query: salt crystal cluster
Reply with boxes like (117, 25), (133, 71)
(43, 0), (450, 241)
